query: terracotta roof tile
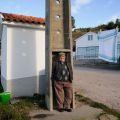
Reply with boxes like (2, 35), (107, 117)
(0, 12), (45, 25)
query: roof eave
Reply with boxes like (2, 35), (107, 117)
(2, 21), (45, 30)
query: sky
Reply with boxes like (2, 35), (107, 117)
(0, 0), (120, 28)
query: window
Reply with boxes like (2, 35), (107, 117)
(88, 35), (93, 41)
(76, 46), (99, 59)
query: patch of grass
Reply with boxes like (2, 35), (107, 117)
(16, 95), (46, 110)
(97, 112), (111, 120)
(0, 103), (30, 120)
(0, 95), (46, 120)
(75, 93), (120, 119)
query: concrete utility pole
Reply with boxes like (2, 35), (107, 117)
(45, 0), (74, 111)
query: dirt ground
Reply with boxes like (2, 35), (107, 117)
(74, 66), (120, 111)
(30, 105), (103, 120)
(29, 66), (120, 120)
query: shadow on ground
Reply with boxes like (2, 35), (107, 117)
(32, 114), (54, 119)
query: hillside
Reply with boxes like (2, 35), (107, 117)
(72, 19), (120, 41)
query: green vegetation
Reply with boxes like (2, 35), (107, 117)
(0, 73), (46, 120)
(0, 95), (46, 120)
(0, 86), (3, 93)
(0, 103), (29, 120)
(0, 81), (3, 93)
(75, 93), (120, 119)
(72, 19), (120, 48)
(72, 16), (76, 28)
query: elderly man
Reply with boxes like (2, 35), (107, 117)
(52, 52), (73, 112)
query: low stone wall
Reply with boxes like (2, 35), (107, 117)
(73, 59), (120, 70)
(74, 59), (108, 65)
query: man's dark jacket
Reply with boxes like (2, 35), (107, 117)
(51, 61), (73, 82)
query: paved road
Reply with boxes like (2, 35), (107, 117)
(74, 66), (120, 111)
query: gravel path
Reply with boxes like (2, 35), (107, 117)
(74, 66), (120, 111)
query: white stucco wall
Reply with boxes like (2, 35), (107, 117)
(76, 32), (99, 48)
(75, 32), (99, 59)
(7, 26), (45, 79)
(0, 22), (2, 41)
(1, 25), (7, 79)
(1, 23), (45, 97)
(75, 31), (120, 60)
(76, 32), (120, 49)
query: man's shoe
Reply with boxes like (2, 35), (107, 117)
(58, 108), (64, 112)
(64, 108), (72, 112)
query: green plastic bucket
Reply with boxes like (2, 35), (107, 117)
(0, 92), (11, 104)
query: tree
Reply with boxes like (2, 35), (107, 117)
(71, 16), (75, 28)
(106, 21), (115, 30)
(115, 19), (120, 29)
(115, 19), (120, 25)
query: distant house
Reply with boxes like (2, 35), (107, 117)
(75, 31), (120, 60)
(75, 32), (99, 60)
(0, 12), (45, 97)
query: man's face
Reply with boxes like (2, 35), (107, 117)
(59, 55), (65, 62)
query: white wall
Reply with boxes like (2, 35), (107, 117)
(1, 25), (7, 79)
(75, 32), (99, 59)
(75, 31), (120, 60)
(1, 23), (45, 96)
(7, 26), (45, 80)
(76, 32), (99, 48)
(0, 22), (2, 41)
(76, 32), (120, 49)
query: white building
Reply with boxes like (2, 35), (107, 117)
(75, 31), (120, 60)
(75, 32), (99, 60)
(0, 12), (46, 97)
